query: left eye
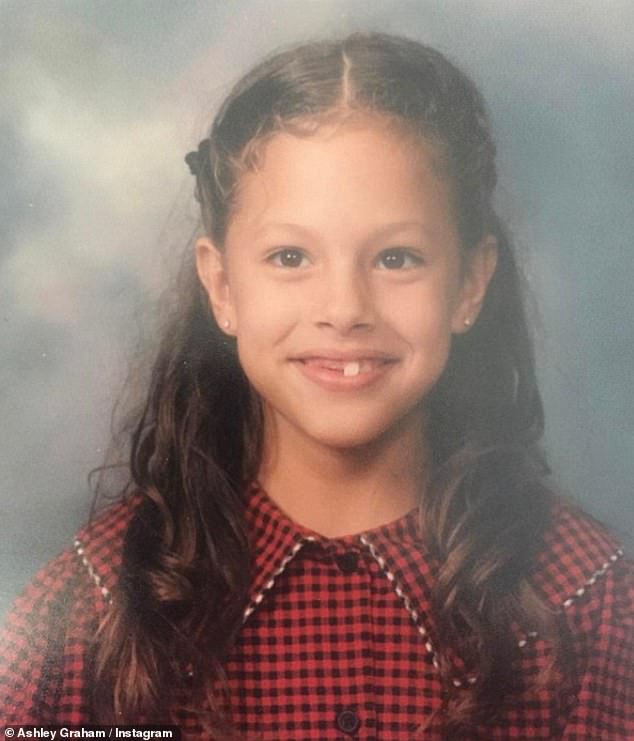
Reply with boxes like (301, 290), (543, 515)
(376, 248), (424, 270)
(268, 248), (308, 268)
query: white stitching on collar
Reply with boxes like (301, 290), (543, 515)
(359, 536), (625, 687)
(356, 534), (479, 686)
(242, 536), (317, 624)
(515, 547), (623, 649)
(560, 547), (623, 609)
(73, 538), (112, 603)
(73, 528), (624, 661)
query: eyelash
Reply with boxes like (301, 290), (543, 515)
(376, 248), (424, 270)
(267, 247), (308, 268)
(266, 246), (424, 270)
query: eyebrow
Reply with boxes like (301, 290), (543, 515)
(254, 221), (436, 241)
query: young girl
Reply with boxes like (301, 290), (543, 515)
(1, 32), (632, 740)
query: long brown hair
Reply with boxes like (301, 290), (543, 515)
(92, 33), (557, 735)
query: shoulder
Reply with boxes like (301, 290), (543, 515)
(72, 493), (142, 601)
(0, 495), (140, 723)
(5, 494), (140, 625)
(527, 504), (634, 737)
(530, 499), (630, 609)
(529, 499), (633, 652)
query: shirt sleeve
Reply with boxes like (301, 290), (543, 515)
(0, 548), (84, 723)
(560, 557), (634, 740)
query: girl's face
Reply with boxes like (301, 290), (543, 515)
(197, 120), (496, 453)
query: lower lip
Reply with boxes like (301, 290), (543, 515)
(292, 359), (396, 392)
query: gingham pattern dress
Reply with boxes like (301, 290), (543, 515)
(1, 487), (632, 739)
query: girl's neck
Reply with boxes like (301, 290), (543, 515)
(258, 415), (427, 538)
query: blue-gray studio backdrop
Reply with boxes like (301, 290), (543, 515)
(1, 1), (633, 614)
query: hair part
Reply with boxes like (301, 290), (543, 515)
(93, 32), (558, 736)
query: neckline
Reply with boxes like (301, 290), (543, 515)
(246, 482), (423, 547)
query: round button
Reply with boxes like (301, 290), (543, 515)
(336, 709), (361, 735)
(335, 551), (359, 574)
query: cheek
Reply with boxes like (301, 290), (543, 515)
(230, 277), (276, 324)
(384, 282), (459, 340)
(232, 285), (298, 355)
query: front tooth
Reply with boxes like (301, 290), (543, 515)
(343, 361), (361, 377)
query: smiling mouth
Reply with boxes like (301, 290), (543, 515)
(297, 357), (396, 377)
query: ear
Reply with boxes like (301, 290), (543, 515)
(195, 237), (236, 335)
(451, 235), (498, 334)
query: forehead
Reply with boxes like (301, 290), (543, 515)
(239, 112), (446, 181)
(227, 118), (453, 237)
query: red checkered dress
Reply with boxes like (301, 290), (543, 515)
(1, 487), (632, 739)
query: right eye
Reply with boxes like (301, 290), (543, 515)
(268, 248), (308, 268)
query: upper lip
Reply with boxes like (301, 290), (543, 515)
(290, 349), (398, 362)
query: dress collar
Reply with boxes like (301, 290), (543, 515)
(76, 485), (625, 634)
(242, 484), (439, 625)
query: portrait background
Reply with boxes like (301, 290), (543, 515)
(2, 0), (632, 614)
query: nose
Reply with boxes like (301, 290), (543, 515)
(315, 263), (374, 334)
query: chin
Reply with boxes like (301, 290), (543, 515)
(303, 418), (405, 452)
(318, 434), (382, 452)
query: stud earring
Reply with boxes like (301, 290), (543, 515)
(222, 319), (230, 330)
(464, 317), (472, 327)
